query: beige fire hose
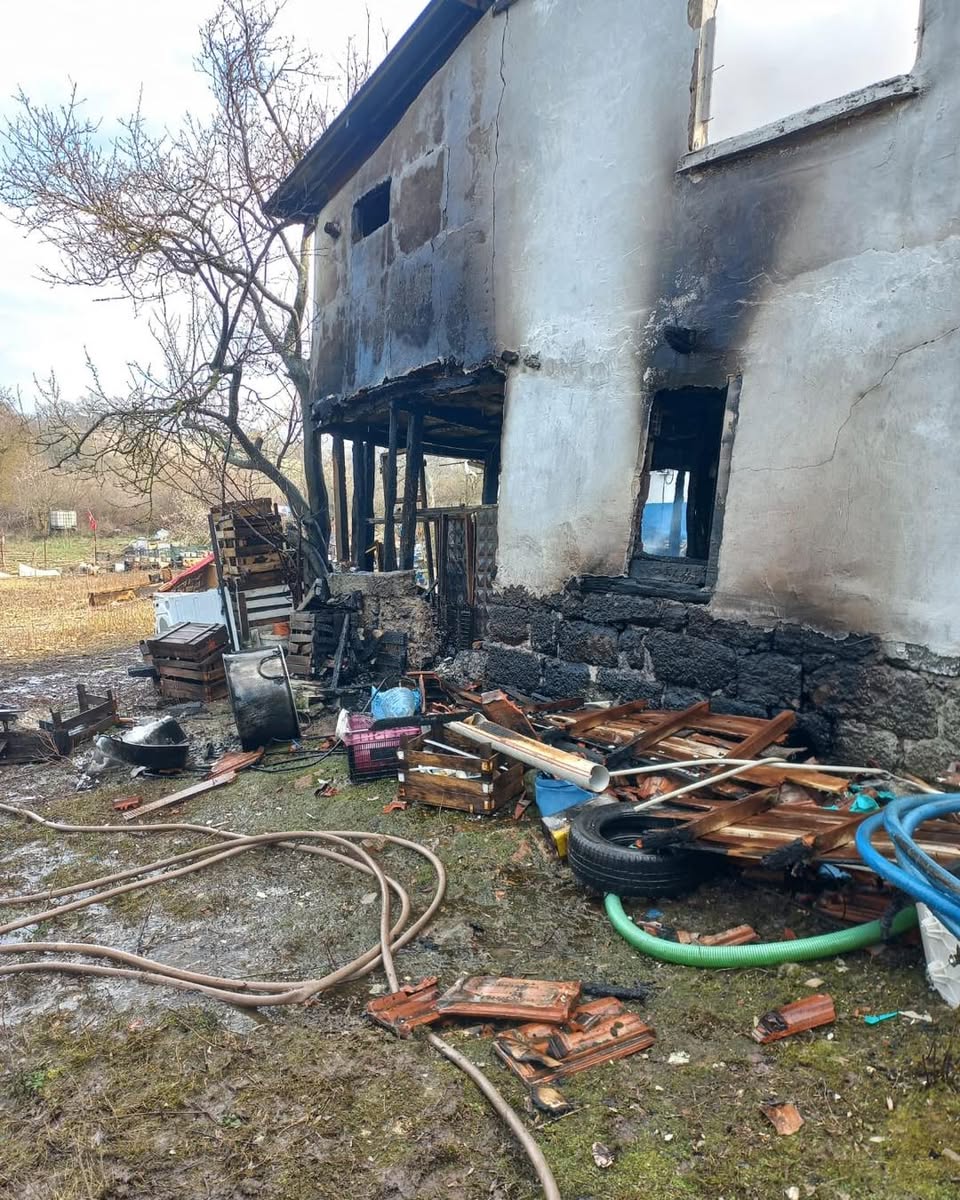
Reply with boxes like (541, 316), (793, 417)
(0, 803), (560, 1200)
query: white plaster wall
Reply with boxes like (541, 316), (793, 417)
(706, 0), (960, 653)
(311, 0), (960, 654)
(491, 0), (696, 591)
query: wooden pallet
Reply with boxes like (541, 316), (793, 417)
(38, 685), (119, 756)
(397, 728), (524, 815)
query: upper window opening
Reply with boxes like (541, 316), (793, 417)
(353, 179), (391, 241)
(694, 0), (922, 148)
(638, 388), (726, 564)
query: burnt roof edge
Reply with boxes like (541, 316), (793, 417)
(266, 0), (494, 222)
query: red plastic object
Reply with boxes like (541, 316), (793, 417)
(342, 713), (420, 782)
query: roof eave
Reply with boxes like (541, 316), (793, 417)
(265, 0), (493, 222)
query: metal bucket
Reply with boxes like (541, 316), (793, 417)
(223, 648), (300, 751)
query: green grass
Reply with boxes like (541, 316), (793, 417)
(1, 752), (959, 1199)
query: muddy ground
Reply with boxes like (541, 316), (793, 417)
(1, 651), (959, 1200)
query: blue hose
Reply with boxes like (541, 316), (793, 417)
(855, 795), (960, 940)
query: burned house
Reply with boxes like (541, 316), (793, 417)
(268, 0), (960, 775)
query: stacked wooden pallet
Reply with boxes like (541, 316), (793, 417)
(146, 622), (229, 701)
(212, 499), (286, 589)
(286, 612), (318, 678)
(285, 609), (352, 680)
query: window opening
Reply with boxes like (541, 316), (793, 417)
(694, 0), (922, 148)
(353, 179), (391, 241)
(637, 387), (726, 564)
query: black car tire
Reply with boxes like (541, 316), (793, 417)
(568, 804), (718, 898)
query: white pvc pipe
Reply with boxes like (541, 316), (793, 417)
(449, 718), (610, 793)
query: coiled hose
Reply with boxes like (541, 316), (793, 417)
(604, 894), (917, 967)
(0, 803), (560, 1200)
(855, 794), (960, 940)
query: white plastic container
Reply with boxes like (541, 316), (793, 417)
(916, 902), (960, 1008)
(154, 588), (225, 635)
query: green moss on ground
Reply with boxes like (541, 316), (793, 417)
(1, 749), (959, 1198)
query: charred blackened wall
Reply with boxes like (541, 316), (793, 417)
(310, 20), (502, 399)
(481, 584), (960, 777)
(312, 0), (960, 663)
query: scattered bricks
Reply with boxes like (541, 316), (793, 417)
(645, 630), (738, 693)
(595, 668), (664, 705)
(737, 653), (802, 709)
(541, 659), (591, 698)
(485, 604), (529, 646)
(832, 721), (899, 769)
(558, 620), (619, 667)
(485, 645), (542, 693)
(529, 610), (559, 655)
(580, 593), (687, 630)
(752, 994), (836, 1044)
(686, 608), (772, 651)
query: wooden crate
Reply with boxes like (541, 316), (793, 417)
(210, 498), (274, 521)
(159, 676), (228, 702)
(146, 622), (228, 661)
(397, 729), (524, 815)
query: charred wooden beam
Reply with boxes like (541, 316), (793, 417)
(400, 413), (423, 570)
(483, 442), (501, 505)
(331, 434), (349, 566)
(383, 403), (399, 572)
(419, 462), (435, 588)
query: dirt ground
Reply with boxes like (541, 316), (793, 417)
(1, 651), (959, 1200)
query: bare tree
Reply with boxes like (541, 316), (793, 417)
(0, 0), (372, 579)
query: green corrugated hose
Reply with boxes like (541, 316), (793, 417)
(604, 894), (918, 967)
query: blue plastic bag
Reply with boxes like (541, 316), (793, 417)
(370, 686), (420, 720)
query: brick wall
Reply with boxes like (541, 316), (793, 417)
(481, 583), (960, 778)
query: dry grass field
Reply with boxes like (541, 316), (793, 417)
(0, 571), (155, 662)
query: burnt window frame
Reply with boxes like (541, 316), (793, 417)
(352, 178), (392, 242)
(628, 377), (740, 598)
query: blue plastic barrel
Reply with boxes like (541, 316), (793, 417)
(535, 775), (593, 817)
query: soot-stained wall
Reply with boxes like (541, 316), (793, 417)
(481, 583), (960, 777)
(311, 0), (960, 671)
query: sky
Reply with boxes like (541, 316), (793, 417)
(0, 0), (426, 402)
(0, 0), (921, 404)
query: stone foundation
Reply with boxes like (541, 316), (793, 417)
(327, 571), (440, 669)
(481, 582), (960, 778)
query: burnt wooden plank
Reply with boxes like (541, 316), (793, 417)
(400, 412), (423, 571)
(605, 700), (711, 768)
(383, 403), (399, 572)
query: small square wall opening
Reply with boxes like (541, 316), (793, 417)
(353, 179), (391, 241)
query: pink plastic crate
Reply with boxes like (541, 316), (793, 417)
(342, 712), (420, 782)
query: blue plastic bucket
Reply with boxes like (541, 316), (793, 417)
(535, 775), (593, 817)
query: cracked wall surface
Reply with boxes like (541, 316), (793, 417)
(309, 0), (960, 656)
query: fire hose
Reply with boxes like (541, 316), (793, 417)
(0, 803), (560, 1200)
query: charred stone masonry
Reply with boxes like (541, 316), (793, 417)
(481, 583), (960, 778)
